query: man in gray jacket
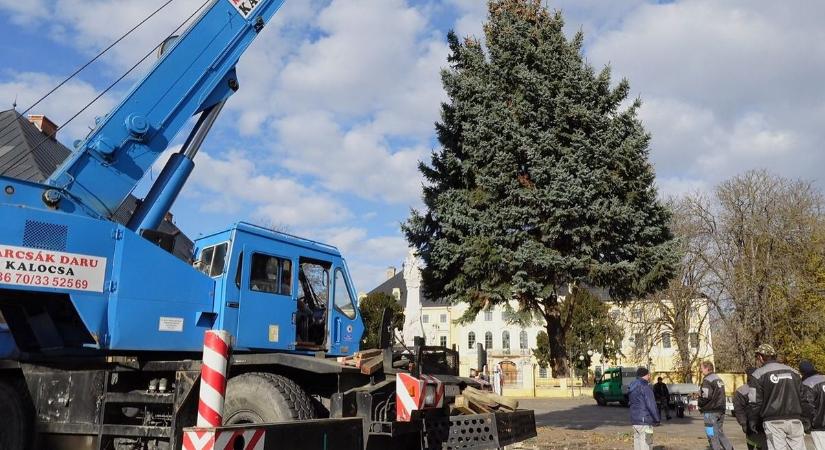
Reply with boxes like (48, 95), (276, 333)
(747, 344), (807, 450)
(800, 361), (825, 450)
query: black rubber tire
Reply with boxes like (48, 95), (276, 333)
(619, 395), (629, 407)
(0, 379), (32, 450)
(223, 373), (315, 425)
(595, 394), (607, 406)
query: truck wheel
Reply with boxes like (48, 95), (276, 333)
(595, 394), (607, 406)
(619, 395), (629, 407)
(0, 379), (32, 450)
(223, 373), (315, 424)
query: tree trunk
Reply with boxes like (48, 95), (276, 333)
(545, 313), (570, 378)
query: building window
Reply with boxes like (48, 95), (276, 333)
(392, 288), (401, 300)
(502, 331), (510, 350)
(468, 332), (476, 349)
(634, 333), (646, 349)
(539, 367), (548, 378)
(519, 330), (528, 349)
(440, 336), (447, 347)
(484, 310), (493, 321)
(689, 332), (699, 349)
(484, 331), (493, 349)
(422, 315), (429, 324)
(440, 314), (447, 323)
(662, 332), (671, 349)
(632, 308), (642, 321)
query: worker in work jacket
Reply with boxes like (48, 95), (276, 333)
(699, 361), (733, 450)
(699, 371), (728, 413)
(800, 360), (825, 450)
(734, 368), (768, 450)
(747, 344), (806, 450)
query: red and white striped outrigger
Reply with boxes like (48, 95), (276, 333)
(395, 372), (446, 422)
(182, 330), (363, 450)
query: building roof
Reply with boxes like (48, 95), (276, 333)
(0, 108), (194, 261)
(0, 109), (71, 181)
(367, 268), (449, 308)
(369, 271), (408, 308)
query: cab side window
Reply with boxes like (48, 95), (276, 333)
(333, 269), (356, 319)
(250, 253), (291, 295)
(196, 242), (228, 277)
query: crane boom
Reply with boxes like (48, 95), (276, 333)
(46, 0), (285, 220)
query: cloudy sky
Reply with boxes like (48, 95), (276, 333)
(1, 0), (823, 291)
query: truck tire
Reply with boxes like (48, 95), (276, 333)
(0, 379), (32, 450)
(223, 373), (315, 424)
(594, 393), (607, 406)
(619, 395), (629, 407)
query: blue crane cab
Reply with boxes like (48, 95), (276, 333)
(193, 222), (363, 355)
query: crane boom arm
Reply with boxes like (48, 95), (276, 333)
(46, 0), (285, 219)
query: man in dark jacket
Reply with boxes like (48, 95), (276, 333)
(629, 367), (660, 450)
(653, 377), (672, 420)
(800, 360), (825, 450)
(747, 344), (807, 450)
(735, 368), (768, 449)
(700, 361), (734, 450)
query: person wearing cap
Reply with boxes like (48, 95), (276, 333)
(800, 361), (825, 449)
(654, 376), (672, 420)
(699, 360), (734, 450)
(628, 367), (660, 450)
(747, 344), (807, 450)
(735, 367), (768, 450)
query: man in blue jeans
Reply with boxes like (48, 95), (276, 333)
(700, 360), (734, 450)
(629, 367), (661, 450)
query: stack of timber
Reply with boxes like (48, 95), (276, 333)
(450, 386), (519, 415)
(337, 349), (384, 375)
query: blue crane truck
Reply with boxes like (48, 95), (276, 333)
(0, 1), (536, 449)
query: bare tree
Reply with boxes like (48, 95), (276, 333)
(685, 170), (825, 370)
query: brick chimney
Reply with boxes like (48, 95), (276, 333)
(385, 266), (397, 280)
(28, 115), (58, 140)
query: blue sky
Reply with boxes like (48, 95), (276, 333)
(2, 0), (824, 292)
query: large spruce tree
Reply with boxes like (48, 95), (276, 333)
(403, 0), (676, 377)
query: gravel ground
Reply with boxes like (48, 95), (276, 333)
(511, 397), (814, 449)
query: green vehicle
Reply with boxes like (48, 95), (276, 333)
(593, 366), (641, 406)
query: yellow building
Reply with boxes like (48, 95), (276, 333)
(367, 251), (715, 395)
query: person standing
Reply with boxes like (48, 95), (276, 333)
(629, 367), (661, 450)
(800, 361), (825, 450)
(653, 376), (672, 420)
(747, 344), (807, 450)
(699, 360), (734, 450)
(735, 368), (768, 450)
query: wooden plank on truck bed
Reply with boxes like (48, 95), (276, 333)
(463, 386), (519, 411)
(360, 356), (383, 375)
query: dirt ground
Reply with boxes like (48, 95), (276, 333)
(509, 397), (813, 450)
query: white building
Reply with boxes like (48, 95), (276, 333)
(367, 251), (715, 395)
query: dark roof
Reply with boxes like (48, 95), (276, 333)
(368, 269), (447, 308)
(0, 108), (193, 261)
(369, 271), (407, 308)
(0, 109), (71, 182)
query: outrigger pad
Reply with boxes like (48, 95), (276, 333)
(423, 410), (537, 450)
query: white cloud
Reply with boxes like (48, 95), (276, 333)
(183, 150), (351, 227)
(587, 0), (825, 191)
(0, 72), (116, 144)
(315, 226), (409, 292)
(274, 111), (426, 203)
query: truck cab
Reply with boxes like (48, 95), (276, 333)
(193, 222), (363, 355)
(593, 366), (639, 406)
